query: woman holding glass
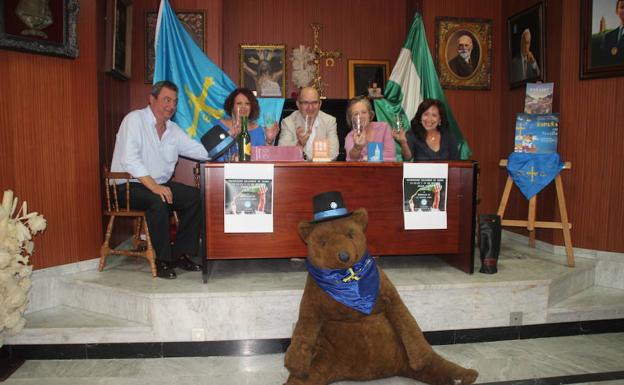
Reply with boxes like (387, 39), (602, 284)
(344, 96), (407, 161)
(405, 99), (459, 161)
(215, 88), (279, 161)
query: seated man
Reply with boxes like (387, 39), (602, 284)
(278, 86), (339, 160)
(110, 80), (209, 279)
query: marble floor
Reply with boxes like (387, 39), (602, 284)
(4, 332), (624, 385)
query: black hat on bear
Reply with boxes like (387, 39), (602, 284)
(200, 125), (235, 160)
(310, 191), (352, 223)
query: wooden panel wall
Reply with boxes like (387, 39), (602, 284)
(221, 0), (407, 98)
(0, 2), (101, 269)
(557, 0), (624, 251)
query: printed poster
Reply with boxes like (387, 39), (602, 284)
(403, 163), (448, 230)
(224, 164), (274, 233)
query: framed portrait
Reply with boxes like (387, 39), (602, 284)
(105, 0), (133, 80)
(435, 17), (492, 90)
(240, 44), (286, 98)
(0, 0), (79, 58)
(145, 10), (205, 84)
(580, 0), (624, 79)
(347, 60), (390, 99)
(507, 3), (546, 88)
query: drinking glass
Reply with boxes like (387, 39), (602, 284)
(394, 113), (403, 133)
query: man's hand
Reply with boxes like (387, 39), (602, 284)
(151, 184), (173, 204)
(265, 122), (279, 144)
(138, 176), (173, 204)
(295, 126), (311, 146)
(526, 51), (535, 64)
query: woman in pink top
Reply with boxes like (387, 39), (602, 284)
(344, 96), (396, 161)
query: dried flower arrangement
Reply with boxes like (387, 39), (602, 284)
(0, 190), (46, 347)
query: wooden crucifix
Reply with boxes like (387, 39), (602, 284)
(310, 23), (341, 98)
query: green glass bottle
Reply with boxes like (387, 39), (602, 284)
(237, 115), (252, 162)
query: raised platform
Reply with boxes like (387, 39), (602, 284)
(6, 232), (624, 350)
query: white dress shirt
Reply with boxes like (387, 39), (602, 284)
(110, 106), (208, 184)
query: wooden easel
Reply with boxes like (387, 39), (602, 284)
(497, 159), (575, 267)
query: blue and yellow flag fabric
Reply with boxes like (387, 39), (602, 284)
(507, 153), (564, 200)
(154, 0), (235, 140)
(154, 0), (285, 140)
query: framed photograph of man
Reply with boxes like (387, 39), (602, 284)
(580, 0), (624, 79)
(435, 17), (492, 90)
(145, 10), (205, 83)
(0, 0), (79, 58)
(347, 60), (390, 99)
(507, 3), (546, 88)
(240, 44), (286, 97)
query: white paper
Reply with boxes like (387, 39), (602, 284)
(224, 164), (274, 233)
(403, 163), (448, 230)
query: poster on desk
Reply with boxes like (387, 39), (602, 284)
(224, 164), (274, 233)
(403, 163), (448, 230)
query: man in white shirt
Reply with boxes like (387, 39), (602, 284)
(110, 81), (208, 279)
(278, 87), (339, 160)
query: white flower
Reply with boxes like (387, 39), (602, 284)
(14, 221), (31, 243)
(27, 215), (47, 233)
(0, 190), (44, 348)
(23, 240), (34, 255)
(0, 251), (10, 269)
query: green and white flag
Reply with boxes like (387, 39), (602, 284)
(374, 13), (471, 160)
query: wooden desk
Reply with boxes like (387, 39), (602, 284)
(177, 161), (478, 279)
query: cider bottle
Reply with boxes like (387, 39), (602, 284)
(237, 116), (252, 161)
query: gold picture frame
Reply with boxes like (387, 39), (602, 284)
(347, 60), (390, 99)
(435, 17), (492, 90)
(240, 44), (286, 97)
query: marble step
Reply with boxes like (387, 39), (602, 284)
(547, 286), (624, 323)
(8, 305), (154, 344)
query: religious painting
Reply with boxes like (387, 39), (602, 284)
(240, 45), (286, 97)
(0, 0), (79, 58)
(507, 3), (546, 88)
(145, 10), (205, 84)
(580, 0), (624, 79)
(435, 17), (492, 90)
(347, 60), (390, 99)
(104, 0), (133, 79)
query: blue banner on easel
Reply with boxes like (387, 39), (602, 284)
(507, 153), (564, 200)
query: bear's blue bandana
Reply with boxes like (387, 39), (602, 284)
(306, 250), (380, 314)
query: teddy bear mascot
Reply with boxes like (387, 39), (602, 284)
(284, 191), (478, 385)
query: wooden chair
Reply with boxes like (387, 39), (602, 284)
(99, 169), (157, 277)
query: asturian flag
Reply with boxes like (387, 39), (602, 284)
(153, 0), (235, 139)
(373, 13), (471, 160)
(507, 153), (564, 200)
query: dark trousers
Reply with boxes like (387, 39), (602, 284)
(121, 182), (201, 263)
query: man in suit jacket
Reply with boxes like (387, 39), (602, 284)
(448, 34), (476, 78)
(278, 86), (339, 160)
(511, 29), (541, 83)
(599, 0), (624, 66)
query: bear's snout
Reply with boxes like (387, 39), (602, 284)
(338, 250), (350, 263)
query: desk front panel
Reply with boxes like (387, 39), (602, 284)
(200, 162), (476, 273)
